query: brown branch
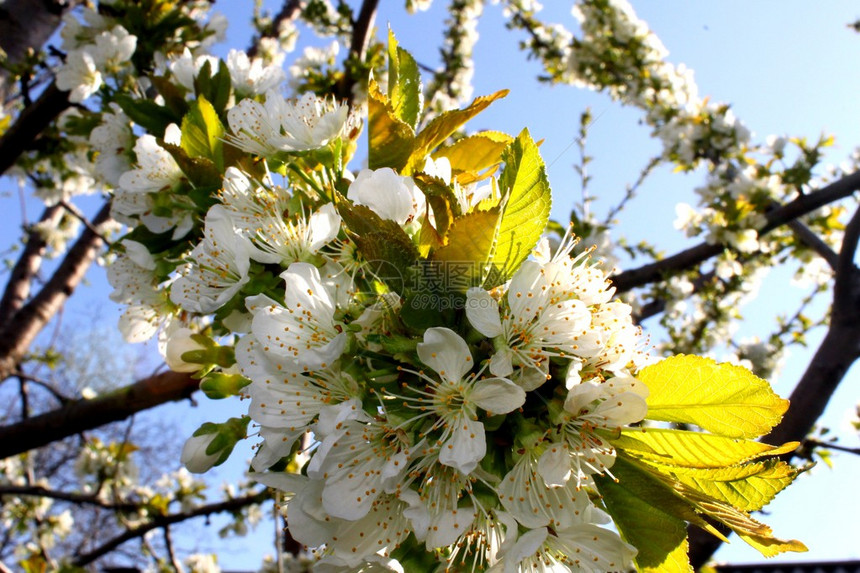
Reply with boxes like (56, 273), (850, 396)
(0, 204), (64, 331)
(785, 218), (840, 270)
(71, 490), (269, 567)
(0, 484), (139, 511)
(0, 82), (71, 176)
(0, 202), (111, 382)
(335, 0), (380, 104)
(612, 170), (860, 293)
(0, 0), (83, 105)
(688, 203), (860, 569)
(0, 369), (199, 459)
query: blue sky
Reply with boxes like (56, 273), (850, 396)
(5, 1), (859, 568)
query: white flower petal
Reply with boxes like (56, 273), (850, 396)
(465, 287), (503, 337)
(537, 442), (571, 487)
(438, 414), (485, 475)
(469, 377), (525, 415)
(416, 327), (473, 383)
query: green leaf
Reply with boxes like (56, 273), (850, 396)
(413, 172), (461, 237)
(114, 94), (180, 138)
(405, 89), (509, 174)
(596, 472), (693, 573)
(337, 203), (419, 294)
(181, 96), (226, 171)
(617, 453), (807, 559)
(162, 142), (222, 188)
(490, 128), (552, 285)
(387, 29), (422, 130)
(194, 59), (232, 113)
(638, 354), (789, 439)
(615, 427), (799, 469)
(367, 77), (416, 170)
(151, 74), (190, 117)
(200, 372), (251, 400)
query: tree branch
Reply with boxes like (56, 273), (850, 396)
(335, 0), (380, 104)
(0, 369), (199, 459)
(612, 170), (860, 293)
(0, 205), (64, 331)
(785, 218), (840, 270)
(0, 202), (111, 382)
(71, 490), (269, 567)
(0, 82), (71, 176)
(247, 0), (304, 58)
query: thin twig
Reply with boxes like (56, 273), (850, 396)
(0, 484), (139, 511)
(804, 439), (860, 456)
(59, 199), (112, 244)
(12, 370), (70, 405)
(247, 0), (304, 58)
(163, 526), (182, 573)
(71, 491), (269, 567)
(612, 170), (860, 293)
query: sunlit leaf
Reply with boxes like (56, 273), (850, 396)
(615, 427), (799, 468)
(413, 172), (461, 237)
(387, 29), (422, 130)
(433, 209), (500, 290)
(433, 130), (513, 180)
(638, 355), (789, 439)
(181, 96), (225, 171)
(405, 89), (509, 173)
(662, 459), (802, 512)
(672, 479), (807, 556)
(367, 77), (415, 170)
(490, 128), (552, 285)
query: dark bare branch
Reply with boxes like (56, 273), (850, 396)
(0, 0), (83, 105)
(785, 218), (840, 270)
(336, 0), (380, 104)
(0, 82), (71, 176)
(0, 202), (111, 382)
(0, 369), (199, 459)
(0, 205), (64, 331)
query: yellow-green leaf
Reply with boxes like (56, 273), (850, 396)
(638, 354), (789, 439)
(367, 77), (415, 170)
(181, 96), (225, 171)
(433, 130), (513, 178)
(673, 480), (807, 557)
(433, 209), (501, 290)
(661, 459), (801, 512)
(405, 89), (509, 174)
(615, 427), (799, 469)
(490, 128), (552, 285)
